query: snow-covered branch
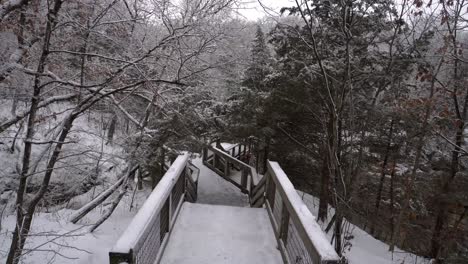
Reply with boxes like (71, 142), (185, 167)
(0, 0), (30, 21)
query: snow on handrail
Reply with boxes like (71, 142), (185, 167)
(267, 161), (340, 262)
(111, 153), (189, 254)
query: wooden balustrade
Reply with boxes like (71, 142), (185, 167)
(109, 154), (199, 264)
(202, 143), (255, 194)
(260, 161), (341, 264)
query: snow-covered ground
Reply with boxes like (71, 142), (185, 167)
(0, 187), (150, 264)
(297, 192), (430, 264)
(0, 100), (143, 264)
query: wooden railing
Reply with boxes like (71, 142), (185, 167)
(109, 153), (198, 264)
(202, 144), (255, 194)
(261, 161), (340, 264)
(201, 142), (271, 210)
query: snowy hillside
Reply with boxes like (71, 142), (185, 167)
(298, 192), (430, 264)
(0, 187), (149, 263)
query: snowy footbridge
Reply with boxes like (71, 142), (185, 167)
(109, 142), (340, 264)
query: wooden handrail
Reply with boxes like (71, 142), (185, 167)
(265, 161), (340, 264)
(109, 153), (197, 264)
(203, 144), (257, 194)
(202, 141), (266, 206)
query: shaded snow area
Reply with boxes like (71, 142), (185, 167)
(160, 202), (283, 264)
(192, 157), (249, 207)
(297, 192), (430, 264)
(0, 188), (150, 263)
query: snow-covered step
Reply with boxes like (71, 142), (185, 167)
(159, 202), (283, 264)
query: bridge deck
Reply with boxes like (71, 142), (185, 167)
(159, 202), (283, 264)
(192, 158), (248, 207)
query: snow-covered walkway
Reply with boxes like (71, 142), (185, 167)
(159, 203), (282, 264)
(159, 157), (282, 264)
(192, 157), (249, 207)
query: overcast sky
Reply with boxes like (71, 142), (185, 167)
(236, 0), (296, 20)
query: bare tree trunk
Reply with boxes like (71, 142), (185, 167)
(262, 137), (270, 174)
(318, 153), (329, 221)
(90, 179), (129, 232)
(372, 118), (395, 234)
(107, 114), (117, 144)
(70, 166), (138, 223)
(6, 1), (64, 263)
(430, 3), (466, 260)
(156, 147), (166, 188)
(389, 161), (396, 243)
(9, 121), (23, 153)
(11, 89), (18, 116)
(389, 57), (444, 252)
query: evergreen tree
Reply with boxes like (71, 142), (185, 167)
(243, 25), (270, 92)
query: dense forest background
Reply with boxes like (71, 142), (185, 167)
(0, 0), (467, 263)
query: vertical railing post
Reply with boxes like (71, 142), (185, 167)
(213, 152), (218, 168)
(224, 158), (230, 177)
(242, 141), (246, 158)
(241, 167), (248, 193)
(168, 191), (173, 226)
(160, 198), (170, 242)
(202, 147), (207, 162)
(266, 172), (275, 209)
(279, 202), (290, 242)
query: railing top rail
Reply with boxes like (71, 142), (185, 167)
(267, 161), (340, 262)
(111, 153), (189, 254)
(221, 143), (239, 152)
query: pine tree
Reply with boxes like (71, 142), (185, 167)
(243, 25), (270, 92)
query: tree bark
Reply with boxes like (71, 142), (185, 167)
(318, 153), (329, 221)
(372, 118), (395, 234)
(6, 1), (64, 263)
(107, 114), (117, 144)
(389, 56), (444, 252)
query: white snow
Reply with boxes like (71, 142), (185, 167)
(159, 203), (283, 264)
(192, 157), (249, 207)
(0, 187), (148, 264)
(219, 142), (236, 151)
(297, 191), (430, 264)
